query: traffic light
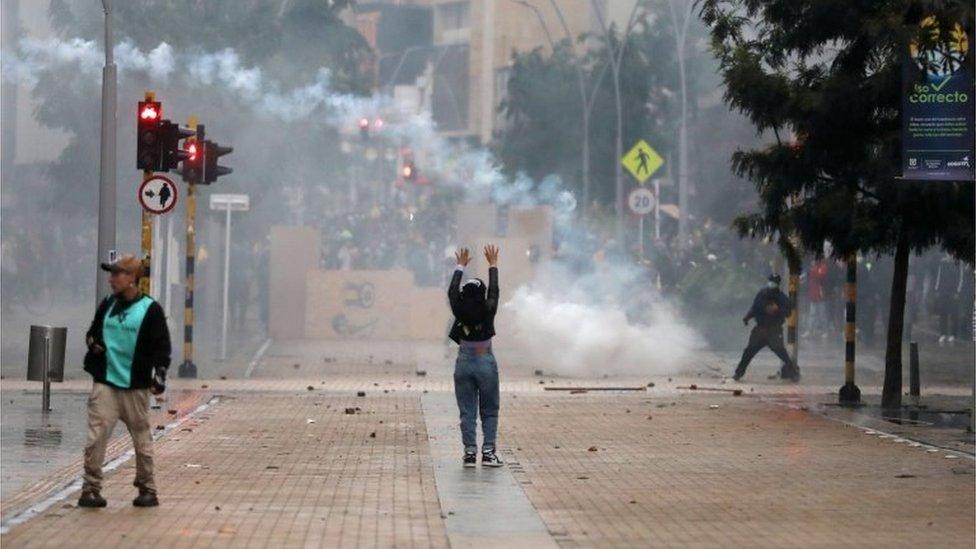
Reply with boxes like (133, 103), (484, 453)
(181, 124), (204, 185)
(159, 120), (195, 172)
(136, 100), (162, 170)
(402, 159), (418, 182)
(359, 117), (370, 141)
(203, 140), (233, 184)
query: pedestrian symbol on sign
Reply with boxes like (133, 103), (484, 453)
(622, 139), (664, 184)
(138, 175), (179, 215)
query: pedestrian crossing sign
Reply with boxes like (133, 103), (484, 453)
(621, 140), (663, 184)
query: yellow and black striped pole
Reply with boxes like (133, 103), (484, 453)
(177, 115), (198, 378)
(839, 255), (861, 404)
(139, 91), (155, 296)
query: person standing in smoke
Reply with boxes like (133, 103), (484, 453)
(733, 274), (800, 382)
(448, 245), (503, 468)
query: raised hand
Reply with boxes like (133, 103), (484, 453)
(484, 244), (499, 267)
(455, 247), (471, 267)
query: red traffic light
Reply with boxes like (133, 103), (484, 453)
(185, 142), (198, 162)
(359, 117), (370, 129)
(373, 117), (384, 130)
(139, 102), (160, 121)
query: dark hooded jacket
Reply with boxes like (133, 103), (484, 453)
(744, 286), (791, 327)
(448, 267), (499, 343)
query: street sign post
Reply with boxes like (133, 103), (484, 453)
(628, 187), (656, 260)
(210, 193), (250, 362)
(622, 139), (664, 185)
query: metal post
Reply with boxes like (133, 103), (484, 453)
(654, 178), (661, 241)
(178, 115), (198, 378)
(909, 342), (920, 402)
(220, 205), (231, 361)
(788, 269), (799, 368)
(839, 255), (861, 404)
(638, 216), (645, 260)
(96, 0), (117, 304)
(42, 333), (51, 412)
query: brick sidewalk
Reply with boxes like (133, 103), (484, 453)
(2, 379), (972, 547)
(502, 392), (974, 548)
(1, 392), (447, 548)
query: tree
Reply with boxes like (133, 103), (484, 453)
(702, 0), (974, 408)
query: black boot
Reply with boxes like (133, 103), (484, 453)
(78, 490), (107, 508)
(132, 489), (159, 507)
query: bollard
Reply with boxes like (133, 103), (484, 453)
(27, 326), (67, 412)
(909, 342), (920, 400)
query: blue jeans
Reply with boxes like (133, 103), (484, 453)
(454, 349), (500, 454)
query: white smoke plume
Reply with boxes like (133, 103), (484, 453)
(3, 37), (701, 377)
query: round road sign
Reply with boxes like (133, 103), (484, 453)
(628, 187), (656, 216)
(138, 175), (178, 214)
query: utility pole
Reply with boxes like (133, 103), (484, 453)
(96, 0), (117, 302)
(668, 0), (694, 249)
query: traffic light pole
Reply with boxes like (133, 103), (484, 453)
(839, 255), (861, 405)
(138, 91), (155, 296)
(179, 115), (198, 379)
(96, 0), (117, 303)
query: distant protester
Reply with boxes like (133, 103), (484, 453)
(448, 245), (503, 468)
(734, 274), (799, 382)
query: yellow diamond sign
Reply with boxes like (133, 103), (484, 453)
(622, 140), (663, 184)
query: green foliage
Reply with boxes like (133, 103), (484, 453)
(701, 0), (975, 264)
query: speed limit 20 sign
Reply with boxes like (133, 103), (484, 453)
(628, 187), (656, 216)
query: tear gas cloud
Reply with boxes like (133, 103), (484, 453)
(3, 37), (701, 377)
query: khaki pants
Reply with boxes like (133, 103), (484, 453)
(82, 382), (156, 494)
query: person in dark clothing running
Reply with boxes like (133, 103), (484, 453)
(734, 274), (799, 382)
(448, 245), (502, 468)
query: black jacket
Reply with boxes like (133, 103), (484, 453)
(744, 287), (791, 327)
(448, 267), (499, 343)
(84, 294), (172, 389)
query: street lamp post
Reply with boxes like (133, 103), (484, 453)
(96, 0), (117, 303)
(668, 0), (695, 249)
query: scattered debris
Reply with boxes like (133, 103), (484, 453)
(344, 408), (357, 414)
(656, 404), (667, 408)
(155, 425), (165, 430)
(357, 391), (366, 397)
(733, 389), (743, 396)
(184, 464), (202, 468)
(587, 446), (598, 452)
(895, 474), (916, 478)
(708, 405), (720, 409)
(416, 370), (427, 377)
(629, 500), (637, 504)
(545, 386), (646, 392)
(689, 384), (698, 390)
(220, 375), (228, 380)
(167, 409), (178, 415)
(534, 370), (544, 377)
(577, 476), (589, 480)
(369, 432), (376, 438)
(647, 415), (653, 420)
(218, 525), (237, 535)
(570, 389), (587, 395)
(265, 465), (279, 470)
(306, 419), (316, 424)
(215, 505), (221, 511)
(307, 385), (315, 391)
(647, 382), (655, 388)
(293, 363), (301, 369)
(201, 384), (209, 389)
(384, 360), (393, 365)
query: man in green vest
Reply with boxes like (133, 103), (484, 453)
(79, 254), (171, 508)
